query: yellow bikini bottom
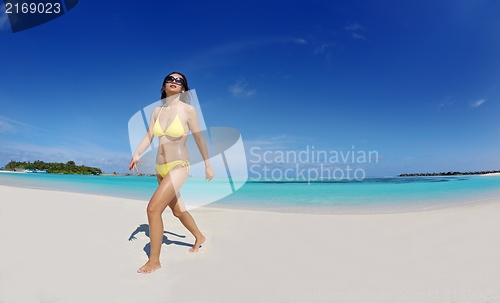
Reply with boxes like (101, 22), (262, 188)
(155, 160), (190, 178)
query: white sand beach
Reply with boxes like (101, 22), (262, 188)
(0, 184), (499, 303)
(481, 172), (500, 177)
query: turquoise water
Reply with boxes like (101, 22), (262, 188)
(1, 172), (499, 214)
(224, 177), (500, 213)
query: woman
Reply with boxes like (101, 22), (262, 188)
(129, 72), (214, 274)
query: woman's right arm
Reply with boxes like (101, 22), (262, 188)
(128, 108), (158, 172)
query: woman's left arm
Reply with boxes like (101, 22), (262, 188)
(187, 105), (214, 181)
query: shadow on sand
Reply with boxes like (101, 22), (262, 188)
(128, 224), (193, 257)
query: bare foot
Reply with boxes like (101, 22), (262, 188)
(137, 260), (161, 274)
(189, 235), (206, 253)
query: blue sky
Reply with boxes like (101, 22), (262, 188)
(0, 0), (499, 176)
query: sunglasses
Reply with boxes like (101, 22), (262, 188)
(165, 76), (186, 86)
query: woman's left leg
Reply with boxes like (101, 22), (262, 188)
(169, 196), (206, 252)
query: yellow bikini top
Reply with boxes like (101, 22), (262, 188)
(153, 103), (187, 138)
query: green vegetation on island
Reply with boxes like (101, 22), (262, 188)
(4, 160), (103, 175)
(399, 170), (500, 177)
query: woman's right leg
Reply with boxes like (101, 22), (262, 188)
(137, 169), (188, 274)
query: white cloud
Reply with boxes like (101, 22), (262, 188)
(313, 43), (335, 62)
(0, 115), (47, 134)
(352, 33), (367, 40)
(345, 23), (363, 31)
(438, 101), (454, 108)
(437, 96), (455, 109)
(245, 135), (293, 147)
(0, 114), (134, 172)
(345, 22), (368, 41)
(314, 43), (329, 55)
(181, 36), (308, 69)
(291, 38), (307, 44)
(0, 140), (131, 173)
(471, 99), (486, 108)
(0, 119), (15, 133)
(228, 81), (256, 97)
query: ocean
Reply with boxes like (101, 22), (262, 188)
(1, 172), (499, 214)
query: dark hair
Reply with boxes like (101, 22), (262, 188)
(160, 71), (190, 103)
